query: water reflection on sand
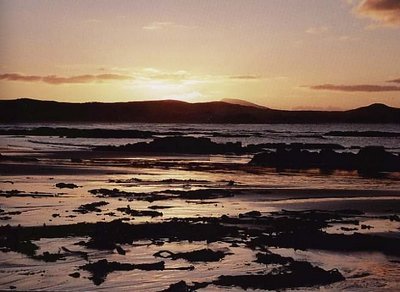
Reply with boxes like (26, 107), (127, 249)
(1, 151), (399, 291)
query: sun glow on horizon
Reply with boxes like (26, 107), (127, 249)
(0, 0), (399, 109)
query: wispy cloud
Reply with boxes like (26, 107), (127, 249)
(387, 78), (400, 83)
(142, 22), (174, 30)
(84, 18), (101, 24)
(142, 22), (196, 31)
(0, 70), (264, 86)
(229, 75), (261, 80)
(356, 0), (400, 27)
(306, 26), (329, 34)
(141, 70), (189, 81)
(336, 35), (360, 42)
(0, 73), (133, 85)
(307, 83), (400, 92)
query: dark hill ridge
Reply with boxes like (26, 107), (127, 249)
(220, 98), (267, 109)
(0, 98), (399, 123)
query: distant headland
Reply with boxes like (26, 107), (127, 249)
(0, 98), (399, 123)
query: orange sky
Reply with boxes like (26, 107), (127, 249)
(0, 0), (399, 109)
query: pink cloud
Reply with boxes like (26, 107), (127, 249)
(0, 73), (132, 85)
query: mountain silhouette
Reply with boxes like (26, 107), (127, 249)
(220, 98), (267, 109)
(0, 98), (398, 123)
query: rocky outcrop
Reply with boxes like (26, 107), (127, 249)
(249, 146), (400, 173)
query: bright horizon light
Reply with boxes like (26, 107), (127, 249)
(0, 0), (399, 110)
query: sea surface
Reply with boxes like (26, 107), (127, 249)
(1, 123), (399, 291)
(1, 122), (400, 151)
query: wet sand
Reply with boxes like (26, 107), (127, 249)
(1, 149), (400, 291)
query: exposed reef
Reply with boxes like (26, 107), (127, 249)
(153, 248), (229, 262)
(74, 201), (109, 214)
(80, 259), (166, 285)
(95, 136), (245, 155)
(2, 207), (400, 289)
(55, 182), (79, 189)
(93, 136), (351, 155)
(88, 188), (235, 202)
(250, 146), (400, 173)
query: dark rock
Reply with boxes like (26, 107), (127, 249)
(160, 281), (194, 292)
(89, 188), (169, 202)
(153, 248), (229, 262)
(115, 245), (126, 255)
(213, 269), (343, 290)
(340, 227), (358, 231)
(239, 211), (262, 218)
(211, 251), (344, 289)
(0, 230), (39, 256)
(148, 205), (173, 210)
(69, 272), (80, 278)
(32, 251), (65, 262)
(249, 146), (400, 173)
(357, 146), (400, 173)
(61, 246), (89, 261)
(55, 183), (79, 189)
(80, 259), (165, 285)
(94, 136), (245, 155)
(74, 201), (109, 214)
(117, 205), (163, 217)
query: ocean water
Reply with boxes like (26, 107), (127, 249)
(1, 123), (400, 152)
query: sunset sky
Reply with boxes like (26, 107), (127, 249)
(0, 0), (399, 110)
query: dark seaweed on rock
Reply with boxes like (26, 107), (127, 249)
(74, 201), (109, 214)
(3, 210), (399, 256)
(55, 182), (79, 189)
(212, 267), (344, 290)
(0, 236), (39, 257)
(95, 136), (245, 155)
(160, 251), (344, 291)
(153, 248), (229, 262)
(93, 136), (349, 155)
(210, 250), (345, 290)
(32, 251), (66, 262)
(148, 205), (173, 210)
(88, 188), (169, 202)
(0, 219), (240, 252)
(80, 259), (165, 285)
(2, 210), (400, 288)
(117, 205), (163, 217)
(251, 228), (400, 257)
(250, 146), (400, 173)
(88, 188), (234, 202)
(160, 281), (196, 292)
(0, 190), (57, 198)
